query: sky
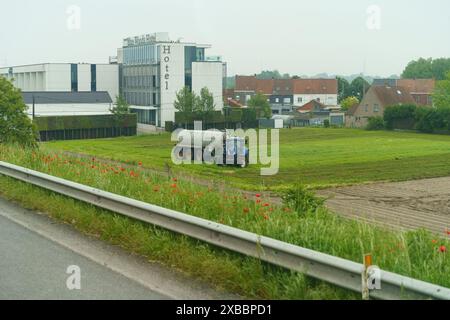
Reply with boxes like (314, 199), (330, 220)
(0, 0), (449, 77)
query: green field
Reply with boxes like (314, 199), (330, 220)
(1, 144), (449, 298)
(44, 128), (450, 190)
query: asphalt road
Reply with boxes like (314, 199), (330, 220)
(0, 197), (237, 300)
(0, 213), (170, 300)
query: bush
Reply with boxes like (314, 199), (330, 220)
(282, 183), (325, 214)
(415, 107), (450, 133)
(366, 116), (385, 130)
(323, 119), (330, 128)
(384, 104), (417, 130)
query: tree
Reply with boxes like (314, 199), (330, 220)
(350, 77), (370, 100)
(433, 71), (450, 109)
(174, 86), (196, 113)
(112, 95), (130, 115)
(337, 77), (351, 102)
(195, 87), (216, 122)
(0, 76), (37, 147)
(247, 93), (272, 119)
(112, 95), (130, 135)
(256, 70), (290, 80)
(402, 58), (450, 80)
(340, 96), (359, 111)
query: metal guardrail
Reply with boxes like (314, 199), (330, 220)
(0, 160), (449, 300)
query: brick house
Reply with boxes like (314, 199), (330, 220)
(346, 86), (415, 128)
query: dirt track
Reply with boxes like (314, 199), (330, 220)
(318, 177), (450, 236)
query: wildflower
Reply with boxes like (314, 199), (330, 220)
(256, 199), (261, 204)
(439, 246), (447, 253)
(446, 229), (450, 236)
(120, 167), (126, 172)
(243, 208), (250, 214)
(171, 183), (177, 188)
(263, 214), (269, 220)
(432, 239), (438, 244)
(255, 194), (261, 198)
(172, 178), (178, 182)
(138, 162), (143, 166)
(263, 203), (270, 207)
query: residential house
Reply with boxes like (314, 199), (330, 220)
(292, 78), (338, 108)
(346, 86), (415, 128)
(234, 76), (338, 115)
(373, 79), (435, 106)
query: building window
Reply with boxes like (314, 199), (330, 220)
(297, 97), (303, 103)
(90, 64), (97, 92)
(374, 104), (380, 113)
(364, 104), (369, 112)
(284, 97), (291, 104)
(71, 64), (78, 92)
(275, 98), (280, 103)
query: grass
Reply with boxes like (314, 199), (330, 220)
(0, 144), (449, 299)
(43, 128), (450, 190)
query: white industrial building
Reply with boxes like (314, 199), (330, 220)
(21, 91), (113, 118)
(117, 32), (224, 129)
(0, 63), (119, 102)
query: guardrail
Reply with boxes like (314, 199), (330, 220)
(0, 160), (449, 300)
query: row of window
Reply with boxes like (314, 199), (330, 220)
(124, 91), (158, 106)
(123, 44), (159, 65)
(123, 75), (158, 89)
(364, 104), (380, 113)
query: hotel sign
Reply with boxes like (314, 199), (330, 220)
(123, 34), (154, 47)
(161, 45), (171, 91)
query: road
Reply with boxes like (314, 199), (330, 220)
(0, 197), (237, 300)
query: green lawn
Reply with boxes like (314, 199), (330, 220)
(44, 128), (450, 190)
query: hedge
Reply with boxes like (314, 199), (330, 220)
(34, 114), (137, 131)
(384, 104), (450, 133)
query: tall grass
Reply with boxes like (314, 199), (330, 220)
(0, 144), (449, 297)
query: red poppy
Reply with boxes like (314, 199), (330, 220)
(263, 214), (269, 220)
(243, 208), (250, 214)
(256, 199), (262, 204)
(171, 183), (177, 188)
(439, 246), (447, 253)
(432, 239), (438, 244)
(255, 194), (261, 198)
(446, 229), (450, 236)
(138, 162), (143, 166)
(172, 178), (178, 182)
(263, 203), (270, 207)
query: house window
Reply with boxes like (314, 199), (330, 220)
(284, 97), (291, 104)
(364, 104), (369, 112)
(297, 97), (303, 103)
(374, 104), (380, 113)
(275, 98), (280, 103)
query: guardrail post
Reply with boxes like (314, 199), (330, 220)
(362, 254), (372, 300)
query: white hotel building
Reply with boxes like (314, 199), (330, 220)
(118, 32), (224, 129)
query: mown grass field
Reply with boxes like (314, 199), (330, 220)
(44, 128), (450, 190)
(0, 144), (449, 299)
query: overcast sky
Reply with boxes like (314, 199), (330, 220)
(1, 0), (449, 77)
